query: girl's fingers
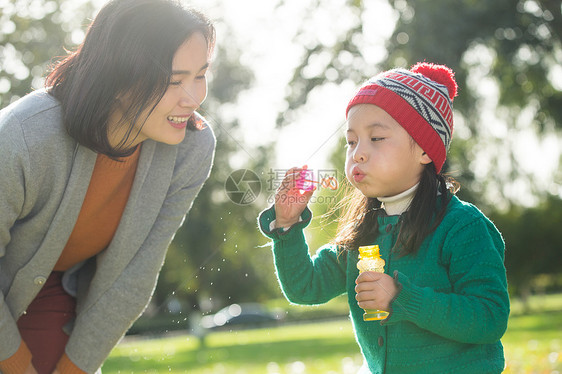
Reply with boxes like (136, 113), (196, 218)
(279, 167), (311, 193)
(355, 282), (374, 294)
(284, 165), (307, 177)
(355, 291), (376, 303)
(356, 271), (383, 284)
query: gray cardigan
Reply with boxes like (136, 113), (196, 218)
(0, 90), (215, 372)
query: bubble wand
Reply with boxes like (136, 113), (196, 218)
(295, 167), (338, 191)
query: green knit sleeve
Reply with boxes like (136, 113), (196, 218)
(258, 206), (347, 305)
(385, 213), (509, 344)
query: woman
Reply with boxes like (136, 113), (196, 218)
(0, 0), (216, 373)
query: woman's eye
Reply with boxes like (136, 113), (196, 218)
(195, 74), (206, 80)
(371, 137), (384, 142)
(170, 81), (182, 86)
(346, 140), (356, 147)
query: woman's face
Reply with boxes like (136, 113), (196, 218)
(110, 32), (210, 148)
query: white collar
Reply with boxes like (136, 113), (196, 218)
(378, 183), (419, 216)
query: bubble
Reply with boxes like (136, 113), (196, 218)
(527, 339), (539, 350)
(0, 78), (11, 94)
(267, 362), (281, 373)
(396, 32), (409, 44)
(287, 361), (306, 374)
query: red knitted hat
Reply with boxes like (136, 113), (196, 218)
(346, 62), (458, 173)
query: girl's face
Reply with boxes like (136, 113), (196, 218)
(110, 32), (210, 148)
(345, 104), (431, 198)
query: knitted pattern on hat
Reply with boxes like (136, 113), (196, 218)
(346, 62), (458, 173)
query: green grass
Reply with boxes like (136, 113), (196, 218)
(103, 320), (361, 373)
(103, 293), (562, 373)
(503, 293), (562, 374)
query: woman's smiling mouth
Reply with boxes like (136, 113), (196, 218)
(167, 115), (191, 129)
(167, 115), (191, 124)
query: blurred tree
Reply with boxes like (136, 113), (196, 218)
(383, 0), (562, 209)
(278, 0), (562, 210)
(146, 40), (282, 317)
(0, 0), (96, 105)
(490, 195), (562, 305)
(1, 0), (281, 327)
(277, 0), (562, 300)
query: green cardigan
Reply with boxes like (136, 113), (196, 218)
(258, 195), (509, 374)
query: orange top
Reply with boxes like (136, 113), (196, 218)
(0, 341), (31, 374)
(0, 147), (141, 374)
(54, 147), (141, 271)
(1, 345), (91, 374)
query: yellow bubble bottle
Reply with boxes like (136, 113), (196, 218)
(357, 245), (390, 321)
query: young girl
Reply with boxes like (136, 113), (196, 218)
(259, 63), (510, 373)
(0, 1), (215, 373)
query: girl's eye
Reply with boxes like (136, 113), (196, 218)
(170, 81), (182, 86)
(346, 140), (356, 147)
(371, 137), (384, 142)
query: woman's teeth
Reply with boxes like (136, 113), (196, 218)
(168, 116), (189, 124)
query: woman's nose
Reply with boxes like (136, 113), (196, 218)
(179, 84), (201, 108)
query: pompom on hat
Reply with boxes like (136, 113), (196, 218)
(346, 62), (458, 173)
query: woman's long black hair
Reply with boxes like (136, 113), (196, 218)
(46, 0), (215, 157)
(334, 163), (459, 256)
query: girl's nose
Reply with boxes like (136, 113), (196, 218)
(353, 143), (368, 163)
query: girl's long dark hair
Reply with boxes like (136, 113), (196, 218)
(334, 164), (459, 256)
(46, 0), (215, 157)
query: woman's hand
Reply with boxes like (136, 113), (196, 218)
(274, 166), (315, 229)
(355, 271), (398, 312)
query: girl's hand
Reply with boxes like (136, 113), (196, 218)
(355, 271), (398, 312)
(274, 166), (315, 228)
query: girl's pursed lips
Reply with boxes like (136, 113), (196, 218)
(351, 166), (366, 182)
(352, 166), (365, 176)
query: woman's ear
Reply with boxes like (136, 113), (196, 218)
(420, 152), (432, 165)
